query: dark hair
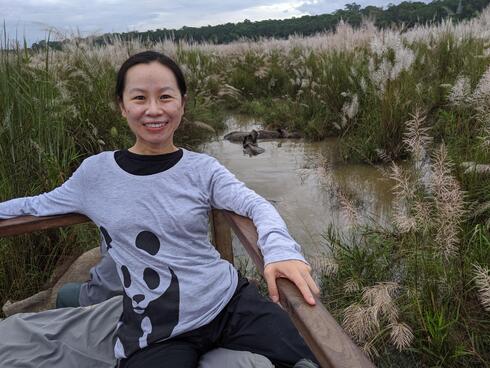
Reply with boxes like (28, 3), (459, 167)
(115, 51), (187, 102)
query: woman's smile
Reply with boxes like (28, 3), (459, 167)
(142, 121), (170, 131)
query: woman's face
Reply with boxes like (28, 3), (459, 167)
(119, 61), (185, 154)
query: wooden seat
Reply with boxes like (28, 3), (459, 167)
(0, 210), (375, 368)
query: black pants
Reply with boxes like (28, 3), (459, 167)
(119, 277), (317, 368)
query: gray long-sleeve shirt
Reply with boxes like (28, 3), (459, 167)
(79, 239), (122, 307)
(0, 149), (305, 359)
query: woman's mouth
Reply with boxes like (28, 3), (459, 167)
(143, 122), (168, 130)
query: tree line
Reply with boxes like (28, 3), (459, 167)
(32, 0), (490, 50)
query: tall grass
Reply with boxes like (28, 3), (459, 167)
(0, 8), (489, 365)
(0, 40), (99, 303)
(320, 111), (489, 366)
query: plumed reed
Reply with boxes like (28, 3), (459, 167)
(342, 282), (413, 356)
(473, 264), (490, 312)
(431, 144), (466, 259)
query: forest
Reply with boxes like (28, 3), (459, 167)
(32, 0), (490, 50)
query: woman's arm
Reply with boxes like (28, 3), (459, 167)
(0, 160), (87, 219)
(208, 159), (303, 264)
(208, 159), (319, 304)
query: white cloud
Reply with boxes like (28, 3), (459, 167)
(298, 0), (432, 15)
(140, 2), (305, 30)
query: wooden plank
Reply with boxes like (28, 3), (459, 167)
(211, 209), (234, 265)
(221, 210), (375, 368)
(277, 279), (376, 368)
(0, 214), (90, 237)
(221, 211), (264, 273)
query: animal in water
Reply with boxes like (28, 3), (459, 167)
(223, 131), (250, 142)
(258, 128), (302, 139)
(224, 128), (302, 142)
(257, 128), (284, 139)
(242, 130), (265, 156)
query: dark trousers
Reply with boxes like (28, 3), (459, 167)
(119, 277), (317, 368)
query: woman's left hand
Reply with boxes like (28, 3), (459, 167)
(263, 260), (320, 306)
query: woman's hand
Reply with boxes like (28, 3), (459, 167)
(263, 260), (320, 306)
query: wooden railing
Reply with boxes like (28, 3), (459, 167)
(0, 211), (375, 368)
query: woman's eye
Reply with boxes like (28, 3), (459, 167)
(160, 95), (172, 100)
(133, 96), (145, 100)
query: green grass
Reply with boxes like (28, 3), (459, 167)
(1, 13), (489, 365)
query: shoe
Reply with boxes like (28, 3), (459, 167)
(293, 359), (319, 368)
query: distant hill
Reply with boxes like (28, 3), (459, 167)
(32, 0), (490, 50)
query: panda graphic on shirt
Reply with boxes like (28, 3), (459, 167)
(100, 227), (180, 358)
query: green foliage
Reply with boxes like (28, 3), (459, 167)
(322, 224), (490, 366)
(32, 0), (490, 49)
(1, 8), (489, 365)
(319, 126), (490, 365)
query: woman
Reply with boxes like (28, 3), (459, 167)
(0, 51), (319, 368)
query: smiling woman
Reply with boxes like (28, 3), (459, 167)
(116, 53), (187, 155)
(0, 50), (320, 368)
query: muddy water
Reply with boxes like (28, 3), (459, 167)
(200, 116), (394, 259)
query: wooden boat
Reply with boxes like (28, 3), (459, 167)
(0, 210), (374, 368)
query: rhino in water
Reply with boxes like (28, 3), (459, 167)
(242, 130), (265, 156)
(224, 128), (302, 142)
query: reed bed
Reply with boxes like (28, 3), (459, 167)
(0, 7), (489, 366)
(320, 110), (489, 366)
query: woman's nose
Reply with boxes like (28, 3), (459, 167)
(145, 100), (163, 115)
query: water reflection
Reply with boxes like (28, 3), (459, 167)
(200, 116), (394, 258)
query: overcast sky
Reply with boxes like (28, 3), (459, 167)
(2, 0), (431, 45)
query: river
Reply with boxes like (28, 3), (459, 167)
(200, 116), (394, 261)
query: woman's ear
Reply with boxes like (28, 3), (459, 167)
(118, 99), (127, 118)
(181, 94), (187, 109)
